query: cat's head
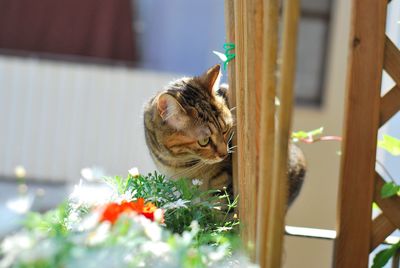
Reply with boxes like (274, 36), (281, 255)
(155, 64), (234, 163)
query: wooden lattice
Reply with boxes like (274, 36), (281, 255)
(335, 0), (400, 267)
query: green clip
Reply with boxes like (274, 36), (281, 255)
(213, 43), (236, 70)
(223, 43), (236, 70)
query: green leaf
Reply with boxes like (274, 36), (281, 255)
(372, 202), (380, 210)
(381, 182), (400, 199)
(372, 241), (400, 268)
(378, 134), (400, 156)
(292, 127), (324, 140)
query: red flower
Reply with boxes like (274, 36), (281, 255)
(100, 198), (163, 224)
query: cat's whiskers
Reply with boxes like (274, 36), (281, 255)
(227, 144), (237, 154)
(227, 131), (235, 144)
(172, 160), (205, 178)
(179, 161), (208, 179)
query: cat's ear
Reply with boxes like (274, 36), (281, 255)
(198, 64), (221, 94)
(157, 93), (189, 130)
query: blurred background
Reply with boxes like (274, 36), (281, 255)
(0, 0), (399, 267)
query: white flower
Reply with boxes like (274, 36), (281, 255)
(163, 199), (190, 210)
(128, 167), (140, 178)
(190, 221), (199, 233)
(144, 222), (162, 241)
(67, 209), (101, 232)
(69, 180), (113, 207)
(6, 195), (34, 214)
(154, 209), (164, 223)
(14, 166), (26, 179)
(114, 191), (134, 203)
(192, 179), (203, 186)
(80, 166), (105, 181)
(80, 168), (94, 180)
(0, 232), (34, 268)
(208, 246), (227, 262)
(216, 226), (233, 232)
(173, 190), (181, 198)
(86, 222), (111, 245)
(141, 241), (170, 257)
(65, 211), (80, 230)
(1, 232), (33, 253)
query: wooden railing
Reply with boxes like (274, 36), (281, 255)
(224, 0), (299, 267)
(225, 0), (400, 267)
(335, 0), (400, 267)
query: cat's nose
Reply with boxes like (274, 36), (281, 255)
(216, 140), (228, 159)
(217, 151), (228, 159)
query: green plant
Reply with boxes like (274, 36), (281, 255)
(105, 171), (239, 235)
(378, 134), (400, 156)
(0, 170), (244, 268)
(373, 134), (400, 267)
(372, 241), (400, 268)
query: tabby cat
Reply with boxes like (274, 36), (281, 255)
(143, 64), (306, 206)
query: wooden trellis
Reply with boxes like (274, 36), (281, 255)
(224, 0), (299, 267)
(225, 0), (400, 267)
(335, 0), (400, 267)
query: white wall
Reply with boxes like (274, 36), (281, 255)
(0, 56), (176, 182)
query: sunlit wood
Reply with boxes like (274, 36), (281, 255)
(371, 213), (397, 251)
(335, 0), (387, 266)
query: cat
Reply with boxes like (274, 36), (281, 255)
(143, 64), (306, 207)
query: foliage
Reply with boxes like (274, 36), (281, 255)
(106, 171), (239, 235)
(0, 170), (246, 268)
(372, 241), (400, 268)
(375, 134), (400, 266)
(378, 134), (400, 156)
(380, 182), (400, 199)
(291, 127), (324, 141)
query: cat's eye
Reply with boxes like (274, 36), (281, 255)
(198, 137), (210, 147)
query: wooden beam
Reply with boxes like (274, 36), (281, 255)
(266, 0), (300, 262)
(224, 0), (238, 198)
(234, 0), (255, 249)
(334, 0), (387, 267)
(243, 0), (263, 256)
(257, 0), (299, 267)
(380, 84), (400, 126)
(384, 36), (400, 86)
(374, 173), (400, 228)
(256, 0), (279, 266)
(371, 213), (397, 251)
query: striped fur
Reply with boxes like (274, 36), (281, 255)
(143, 65), (306, 207)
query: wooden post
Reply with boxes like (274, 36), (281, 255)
(334, 0), (387, 267)
(226, 0), (299, 266)
(257, 0), (299, 267)
(232, 0), (264, 254)
(243, 0), (264, 254)
(256, 0), (279, 266)
(224, 0), (238, 197)
(233, 0), (263, 251)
